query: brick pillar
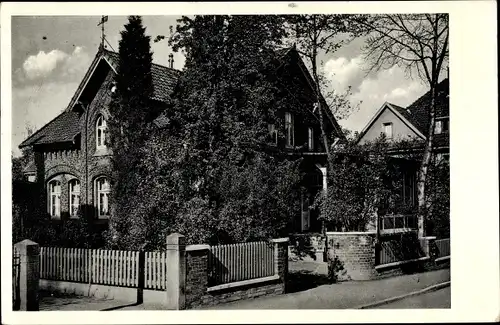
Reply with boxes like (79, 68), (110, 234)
(166, 233), (186, 310)
(272, 238), (289, 291)
(420, 236), (437, 258)
(14, 239), (40, 311)
(185, 244), (210, 309)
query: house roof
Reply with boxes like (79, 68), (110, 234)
(19, 111), (81, 148)
(19, 48), (181, 148)
(356, 78), (449, 147)
(20, 45), (345, 148)
(403, 78), (449, 135)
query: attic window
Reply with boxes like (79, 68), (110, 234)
(383, 122), (393, 139)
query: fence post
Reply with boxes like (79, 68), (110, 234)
(166, 233), (186, 310)
(14, 239), (40, 311)
(137, 249), (145, 304)
(271, 238), (289, 292)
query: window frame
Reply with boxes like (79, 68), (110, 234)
(48, 179), (61, 218)
(68, 179), (81, 218)
(434, 120), (443, 134)
(96, 115), (107, 150)
(285, 112), (294, 147)
(307, 127), (314, 151)
(383, 122), (393, 139)
(95, 176), (111, 218)
(268, 123), (278, 146)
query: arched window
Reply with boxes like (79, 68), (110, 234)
(96, 115), (107, 150)
(48, 180), (61, 217)
(69, 179), (81, 217)
(95, 177), (111, 217)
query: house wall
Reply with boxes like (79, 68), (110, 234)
(358, 107), (421, 145)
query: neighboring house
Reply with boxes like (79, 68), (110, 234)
(355, 78), (450, 232)
(19, 45), (344, 234)
(357, 78), (449, 159)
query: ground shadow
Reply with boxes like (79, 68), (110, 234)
(100, 302), (143, 311)
(286, 270), (331, 294)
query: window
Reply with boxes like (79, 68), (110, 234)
(69, 179), (80, 217)
(435, 121), (443, 134)
(268, 123), (278, 145)
(402, 172), (416, 207)
(48, 180), (61, 218)
(96, 115), (107, 150)
(383, 123), (393, 138)
(435, 118), (449, 134)
(285, 112), (294, 147)
(308, 127), (314, 151)
(95, 177), (111, 217)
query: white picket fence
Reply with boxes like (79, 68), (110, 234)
(39, 247), (167, 290)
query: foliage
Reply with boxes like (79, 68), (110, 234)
(111, 15), (304, 247)
(284, 14), (361, 156)
(328, 256), (347, 283)
(352, 14), (449, 237)
(106, 16), (155, 250)
(423, 156), (450, 238)
(313, 135), (406, 231)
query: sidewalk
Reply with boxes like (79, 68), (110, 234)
(198, 268), (450, 310)
(39, 268), (450, 311)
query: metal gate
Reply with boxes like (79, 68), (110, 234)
(13, 248), (20, 310)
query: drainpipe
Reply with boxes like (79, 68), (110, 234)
(78, 101), (90, 217)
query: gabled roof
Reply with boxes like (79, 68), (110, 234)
(357, 102), (427, 144)
(356, 78), (449, 146)
(20, 47), (181, 148)
(20, 46), (346, 148)
(281, 46), (346, 141)
(404, 78), (449, 135)
(19, 111), (81, 148)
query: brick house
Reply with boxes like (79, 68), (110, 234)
(355, 78), (450, 232)
(19, 45), (345, 234)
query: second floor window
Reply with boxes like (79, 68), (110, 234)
(308, 127), (314, 151)
(96, 115), (107, 150)
(285, 112), (294, 147)
(48, 180), (61, 218)
(435, 118), (449, 135)
(383, 122), (393, 139)
(69, 179), (80, 217)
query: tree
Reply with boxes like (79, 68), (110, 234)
(137, 14), (303, 245)
(285, 15), (360, 161)
(106, 16), (155, 250)
(313, 135), (406, 232)
(354, 14), (449, 237)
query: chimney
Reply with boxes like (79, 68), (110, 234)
(168, 53), (174, 69)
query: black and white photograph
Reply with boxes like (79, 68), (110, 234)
(1, 1), (498, 323)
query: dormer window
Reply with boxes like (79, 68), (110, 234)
(96, 115), (107, 150)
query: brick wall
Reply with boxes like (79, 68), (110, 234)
(184, 239), (288, 309)
(326, 232), (377, 281)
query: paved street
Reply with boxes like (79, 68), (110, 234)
(375, 286), (451, 309)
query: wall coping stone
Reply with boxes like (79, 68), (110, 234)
(270, 238), (289, 243)
(326, 231), (376, 235)
(186, 244), (210, 251)
(380, 228), (417, 235)
(207, 275), (280, 292)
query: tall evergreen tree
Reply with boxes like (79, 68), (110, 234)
(107, 16), (155, 249)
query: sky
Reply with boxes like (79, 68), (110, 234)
(10, 15), (431, 157)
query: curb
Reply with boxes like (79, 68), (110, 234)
(355, 281), (451, 309)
